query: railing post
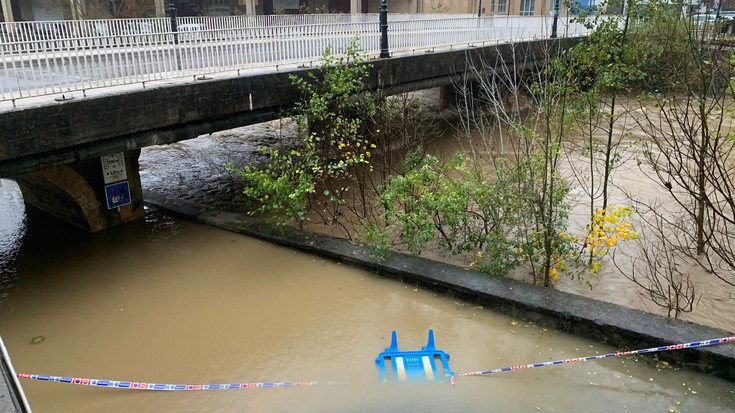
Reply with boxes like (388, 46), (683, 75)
(551, 0), (560, 38)
(379, 0), (389, 58)
(168, 2), (179, 45)
(167, 3), (182, 71)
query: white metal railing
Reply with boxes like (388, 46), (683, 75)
(0, 336), (31, 412)
(0, 14), (589, 102)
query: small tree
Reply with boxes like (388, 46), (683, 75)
(614, 204), (698, 318)
(634, 10), (735, 287)
(505, 50), (582, 287)
(462, 37), (642, 285)
(372, 42), (591, 286)
(234, 39), (378, 233)
(372, 151), (520, 276)
(569, 0), (645, 267)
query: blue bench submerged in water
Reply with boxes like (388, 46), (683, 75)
(375, 330), (454, 383)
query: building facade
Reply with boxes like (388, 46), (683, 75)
(1, 0), (591, 22)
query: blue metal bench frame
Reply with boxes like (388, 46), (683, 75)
(375, 330), (454, 383)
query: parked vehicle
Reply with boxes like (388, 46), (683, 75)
(689, 13), (717, 25)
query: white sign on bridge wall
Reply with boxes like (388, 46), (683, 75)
(101, 153), (127, 184)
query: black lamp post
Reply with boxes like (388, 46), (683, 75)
(550, 0), (560, 38)
(478, 0), (483, 17)
(168, 2), (178, 44)
(380, 0), (389, 58)
(168, 3), (182, 70)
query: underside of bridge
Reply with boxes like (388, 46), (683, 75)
(13, 151), (144, 232)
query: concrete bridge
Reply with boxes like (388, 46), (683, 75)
(0, 14), (584, 231)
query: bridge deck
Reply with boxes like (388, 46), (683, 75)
(0, 37), (581, 178)
(0, 14), (588, 103)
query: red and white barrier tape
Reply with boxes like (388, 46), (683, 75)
(457, 336), (735, 377)
(16, 336), (734, 390)
(15, 375), (343, 391)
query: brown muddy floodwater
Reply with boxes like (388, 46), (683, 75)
(1, 179), (735, 413)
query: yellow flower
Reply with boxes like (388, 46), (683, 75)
(590, 261), (602, 273)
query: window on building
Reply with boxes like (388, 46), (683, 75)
(497, 0), (507, 14)
(208, 0), (230, 15)
(520, 0), (535, 15)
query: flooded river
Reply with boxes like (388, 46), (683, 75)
(1, 179), (735, 413)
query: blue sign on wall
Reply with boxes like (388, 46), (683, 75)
(105, 181), (131, 209)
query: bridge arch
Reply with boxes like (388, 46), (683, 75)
(14, 165), (106, 232)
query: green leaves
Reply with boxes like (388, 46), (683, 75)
(374, 151), (520, 277)
(235, 39), (377, 230)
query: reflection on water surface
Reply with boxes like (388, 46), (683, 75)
(0, 180), (25, 301)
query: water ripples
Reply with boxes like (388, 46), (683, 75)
(0, 179), (26, 304)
